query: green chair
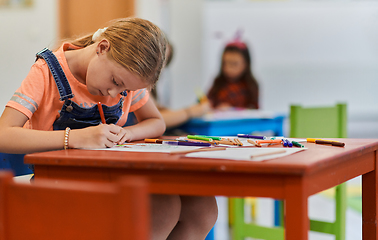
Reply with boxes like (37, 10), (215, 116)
(231, 198), (284, 240)
(231, 103), (347, 240)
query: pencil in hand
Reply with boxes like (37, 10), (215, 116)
(97, 102), (106, 124)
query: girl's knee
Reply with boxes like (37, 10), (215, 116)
(181, 196), (218, 229)
(201, 196), (218, 227)
(151, 194), (181, 221)
(150, 194), (181, 239)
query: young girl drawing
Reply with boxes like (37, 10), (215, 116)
(0, 17), (217, 239)
(207, 40), (259, 110)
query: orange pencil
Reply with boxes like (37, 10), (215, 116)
(97, 102), (106, 124)
(247, 139), (261, 147)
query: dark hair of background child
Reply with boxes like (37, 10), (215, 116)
(207, 44), (259, 109)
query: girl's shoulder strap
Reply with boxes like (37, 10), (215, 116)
(36, 48), (74, 101)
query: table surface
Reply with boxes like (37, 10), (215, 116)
(25, 138), (378, 240)
(25, 138), (377, 176)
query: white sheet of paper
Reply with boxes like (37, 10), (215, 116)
(92, 143), (201, 153)
(186, 147), (306, 161)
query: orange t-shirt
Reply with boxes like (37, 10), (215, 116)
(6, 43), (149, 131)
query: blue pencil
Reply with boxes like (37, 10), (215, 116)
(237, 134), (266, 140)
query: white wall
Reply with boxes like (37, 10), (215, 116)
(137, 0), (203, 110)
(202, 1), (378, 138)
(0, 0), (58, 112)
(203, 1), (378, 112)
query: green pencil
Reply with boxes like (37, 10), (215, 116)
(187, 135), (213, 142)
(292, 141), (305, 148)
(195, 135), (222, 141)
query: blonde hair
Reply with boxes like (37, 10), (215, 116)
(69, 17), (167, 88)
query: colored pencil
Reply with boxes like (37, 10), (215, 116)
(97, 102), (106, 124)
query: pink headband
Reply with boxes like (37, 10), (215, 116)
(226, 29), (247, 50)
(226, 41), (247, 50)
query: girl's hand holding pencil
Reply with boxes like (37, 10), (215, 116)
(69, 124), (130, 149)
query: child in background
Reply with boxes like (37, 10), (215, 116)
(0, 17), (217, 240)
(151, 40), (211, 130)
(207, 40), (259, 110)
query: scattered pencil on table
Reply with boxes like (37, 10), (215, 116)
(214, 140), (237, 146)
(115, 145), (131, 148)
(187, 135), (213, 142)
(169, 147), (227, 155)
(250, 149), (286, 159)
(237, 134), (266, 140)
(115, 143), (139, 147)
(226, 138), (243, 146)
(97, 102), (106, 124)
(306, 138), (345, 147)
(247, 139), (261, 147)
(145, 139), (165, 143)
(163, 141), (212, 147)
(255, 139), (282, 144)
(145, 139), (215, 146)
(292, 141), (305, 148)
(184, 139), (218, 145)
(306, 138), (340, 143)
(233, 138), (243, 146)
(280, 138), (293, 147)
(315, 140), (345, 147)
(195, 135), (222, 141)
(145, 139), (183, 144)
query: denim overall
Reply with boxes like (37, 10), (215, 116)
(35, 48), (127, 130)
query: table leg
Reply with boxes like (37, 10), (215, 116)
(285, 177), (309, 240)
(362, 152), (378, 240)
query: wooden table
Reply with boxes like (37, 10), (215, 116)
(25, 139), (378, 240)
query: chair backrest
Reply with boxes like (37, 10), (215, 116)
(290, 103), (347, 138)
(0, 171), (149, 240)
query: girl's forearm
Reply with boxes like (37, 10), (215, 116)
(0, 127), (65, 154)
